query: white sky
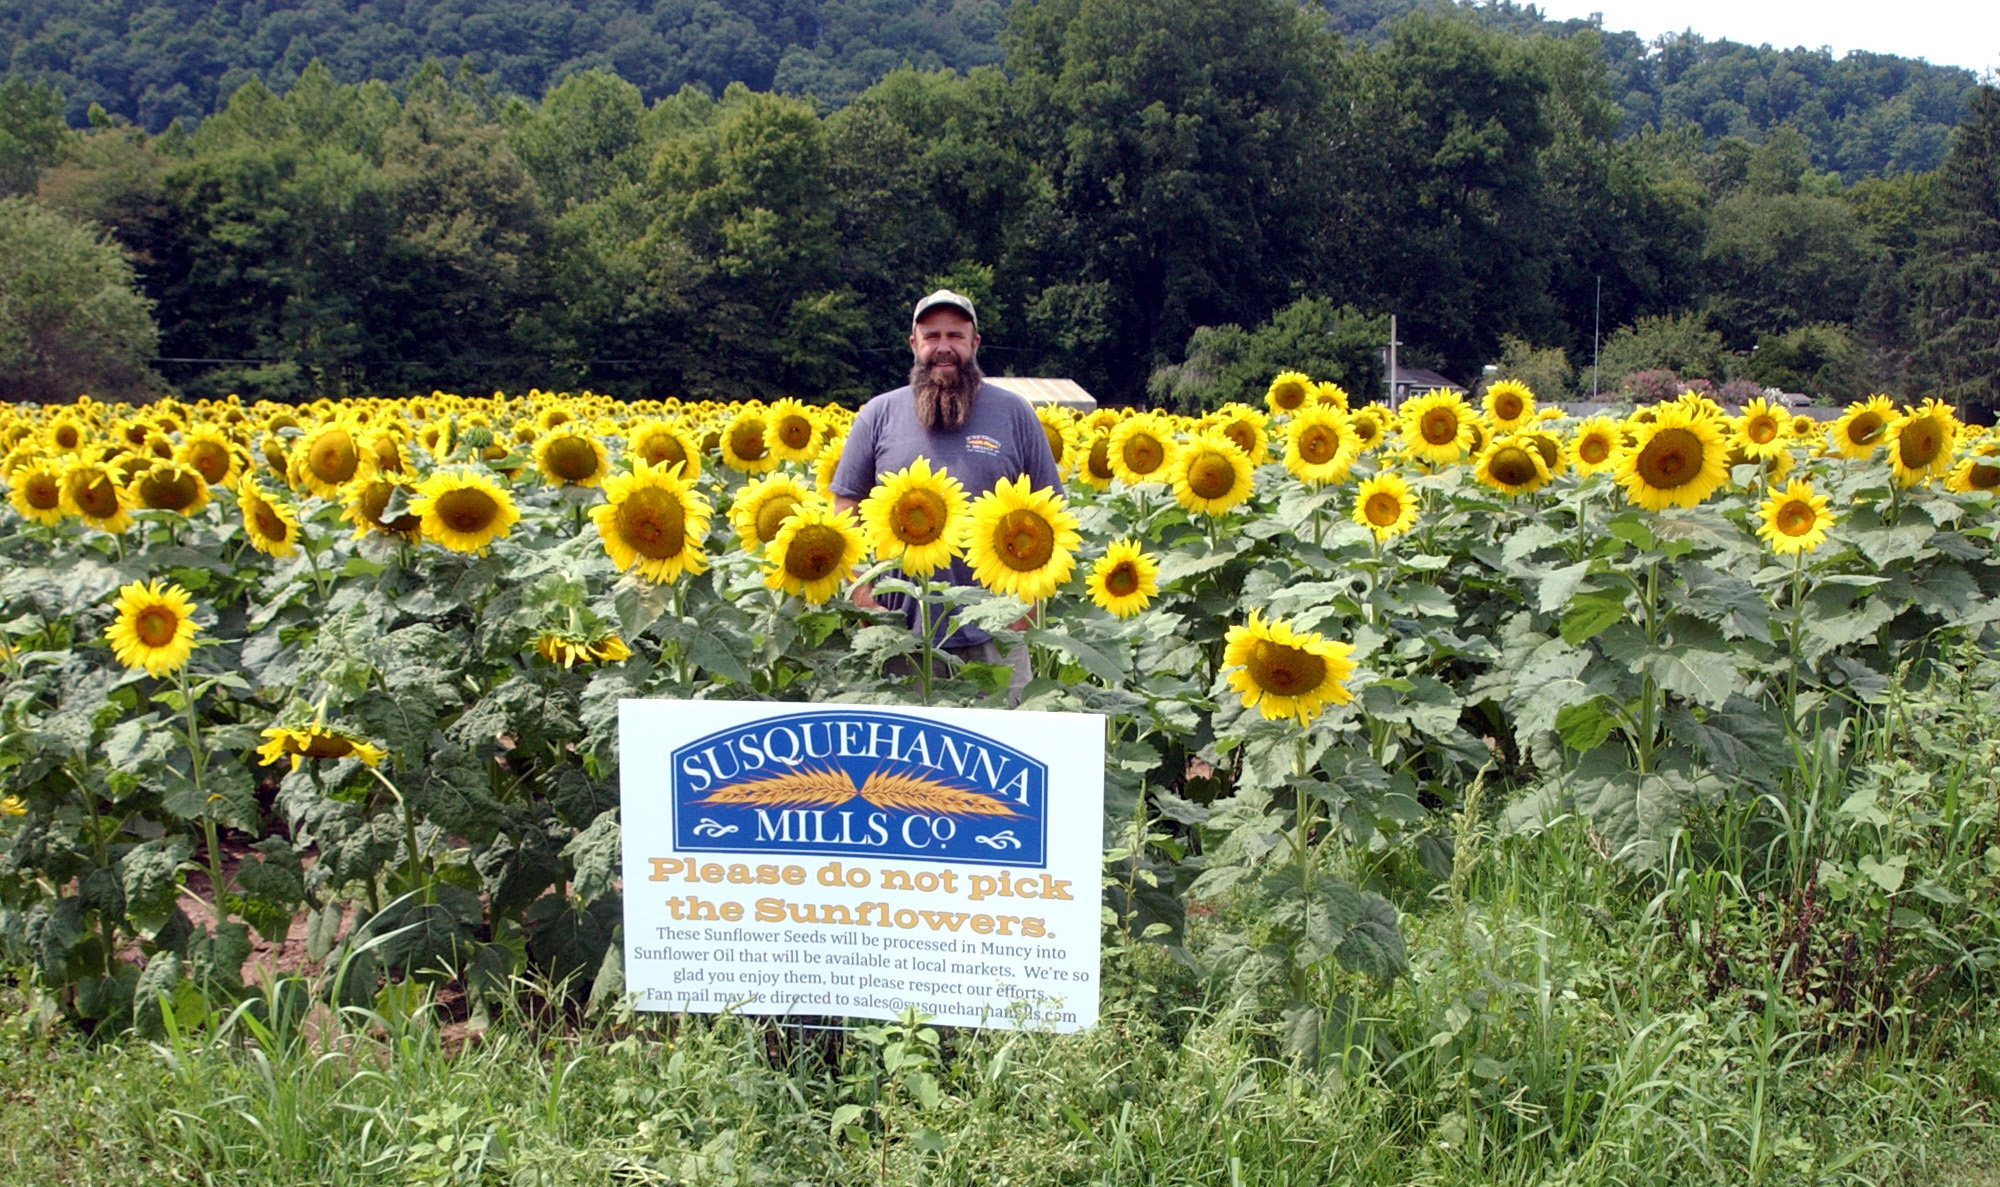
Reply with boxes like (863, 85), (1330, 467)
(1527, 0), (2000, 76)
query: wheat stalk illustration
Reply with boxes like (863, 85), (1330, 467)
(858, 770), (1019, 818)
(695, 766), (860, 808)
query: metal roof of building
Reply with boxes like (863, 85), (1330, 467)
(992, 378), (1097, 410)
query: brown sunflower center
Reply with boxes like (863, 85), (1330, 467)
(754, 494), (802, 545)
(1898, 419), (1942, 468)
(729, 419), (768, 461)
(995, 509), (1055, 572)
(249, 498), (288, 542)
(545, 435), (601, 482)
(1121, 434), (1164, 476)
(1103, 561), (1140, 598)
(643, 434), (690, 471)
(1635, 428), (1704, 489)
(1492, 393), (1524, 422)
(435, 487), (501, 535)
(890, 488), (949, 544)
(134, 606), (180, 648)
(24, 473), (59, 510)
(70, 470), (120, 519)
(1420, 408), (1461, 447)
(1364, 491), (1403, 527)
(1578, 434), (1613, 464)
(137, 469), (201, 511)
(308, 429), (360, 484)
(54, 424), (81, 450)
(1245, 639), (1325, 698)
(618, 488), (689, 558)
(1747, 416), (1780, 445)
(1298, 424), (1340, 465)
(1223, 422), (1256, 455)
(1848, 412), (1885, 446)
(300, 732), (358, 760)
(1186, 450), (1238, 500)
(372, 436), (404, 474)
(1042, 423), (1066, 462)
(1354, 418), (1379, 446)
(1272, 383), (1306, 410)
(1970, 462), (2000, 490)
(1087, 439), (1114, 481)
(777, 415), (814, 450)
(186, 439), (232, 483)
(1487, 446), (1540, 488)
(1776, 501), (1816, 536)
(783, 524), (846, 581)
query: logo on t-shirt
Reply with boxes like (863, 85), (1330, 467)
(965, 434), (1002, 455)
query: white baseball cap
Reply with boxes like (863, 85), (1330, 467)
(911, 288), (978, 330)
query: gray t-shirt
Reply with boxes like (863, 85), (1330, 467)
(831, 381), (1064, 647)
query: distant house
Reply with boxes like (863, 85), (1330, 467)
(1391, 368), (1464, 403)
(993, 377), (1097, 411)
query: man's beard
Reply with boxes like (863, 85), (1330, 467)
(911, 352), (983, 430)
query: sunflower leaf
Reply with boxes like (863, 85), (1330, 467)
(1027, 627), (1125, 683)
(562, 810), (622, 905)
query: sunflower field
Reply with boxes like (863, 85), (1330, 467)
(2, 374), (1998, 1052)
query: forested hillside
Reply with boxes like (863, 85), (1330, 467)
(0, 0), (1979, 176)
(0, 0), (1996, 414)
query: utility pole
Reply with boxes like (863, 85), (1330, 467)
(1387, 314), (1401, 409)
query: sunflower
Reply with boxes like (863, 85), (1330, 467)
(44, 413), (90, 455)
(732, 473), (817, 552)
(1, 795), (24, 817)
(1107, 413), (1177, 486)
(1401, 390), (1475, 466)
(1790, 413), (1822, 443)
(60, 458), (134, 533)
(1827, 396), (1896, 460)
(1171, 431), (1255, 515)
(534, 429), (611, 488)
(1075, 431), (1117, 490)
(965, 475), (1083, 603)
(130, 460), (211, 514)
(721, 408), (779, 474)
(627, 419), (702, 481)
(767, 398), (824, 463)
(592, 459), (712, 584)
(104, 579), (200, 677)
(1265, 371), (1313, 416)
(1473, 434), (1553, 496)
(237, 479), (302, 557)
(292, 420), (374, 498)
(1035, 404), (1079, 474)
(1222, 610), (1356, 727)
(764, 502), (865, 604)
(1353, 471), (1418, 541)
(1284, 406), (1361, 485)
(1566, 416), (1624, 476)
(1757, 480), (1835, 555)
(1312, 381), (1351, 411)
(536, 632), (634, 668)
(365, 428), (412, 478)
(255, 725), (387, 772)
(815, 435), (846, 498)
(1087, 538), (1159, 618)
(1733, 397), (1791, 462)
(1615, 403), (1731, 511)
(343, 477), (422, 539)
(411, 468), (521, 554)
(1208, 403), (1270, 463)
(860, 457), (969, 577)
(1885, 399), (1957, 488)
(6, 458), (66, 525)
(1350, 406), (1387, 453)
(1948, 452), (2000, 494)
(1482, 379), (1536, 432)
(177, 426), (243, 487)
(1522, 430), (1564, 475)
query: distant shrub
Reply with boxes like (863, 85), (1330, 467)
(1620, 369), (1683, 404)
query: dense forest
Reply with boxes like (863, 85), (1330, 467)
(0, 0), (1996, 415)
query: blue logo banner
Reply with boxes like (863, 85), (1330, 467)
(666, 709), (1048, 868)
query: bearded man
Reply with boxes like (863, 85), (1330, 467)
(830, 289), (1063, 694)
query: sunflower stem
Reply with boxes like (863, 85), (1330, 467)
(173, 668), (231, 924)
(1784, 548), (1806, 728)
(1634, 560), (1661, 775)
(916, 570), (935, 707)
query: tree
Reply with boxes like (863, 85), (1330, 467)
(0, 76), (67, 196)
(1913, 86), (2000, 423)
(1743, 323), (1865, 401)
(1146, 298), (1386, 414)
(1700, 189), (1881, 347)
(0, 197), (161, 401)
(1596, 312), (1735, 387)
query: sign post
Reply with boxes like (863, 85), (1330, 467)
(619, 701), (1105, 1032)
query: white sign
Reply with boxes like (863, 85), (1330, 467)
(619, 700), (1105, 1031)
